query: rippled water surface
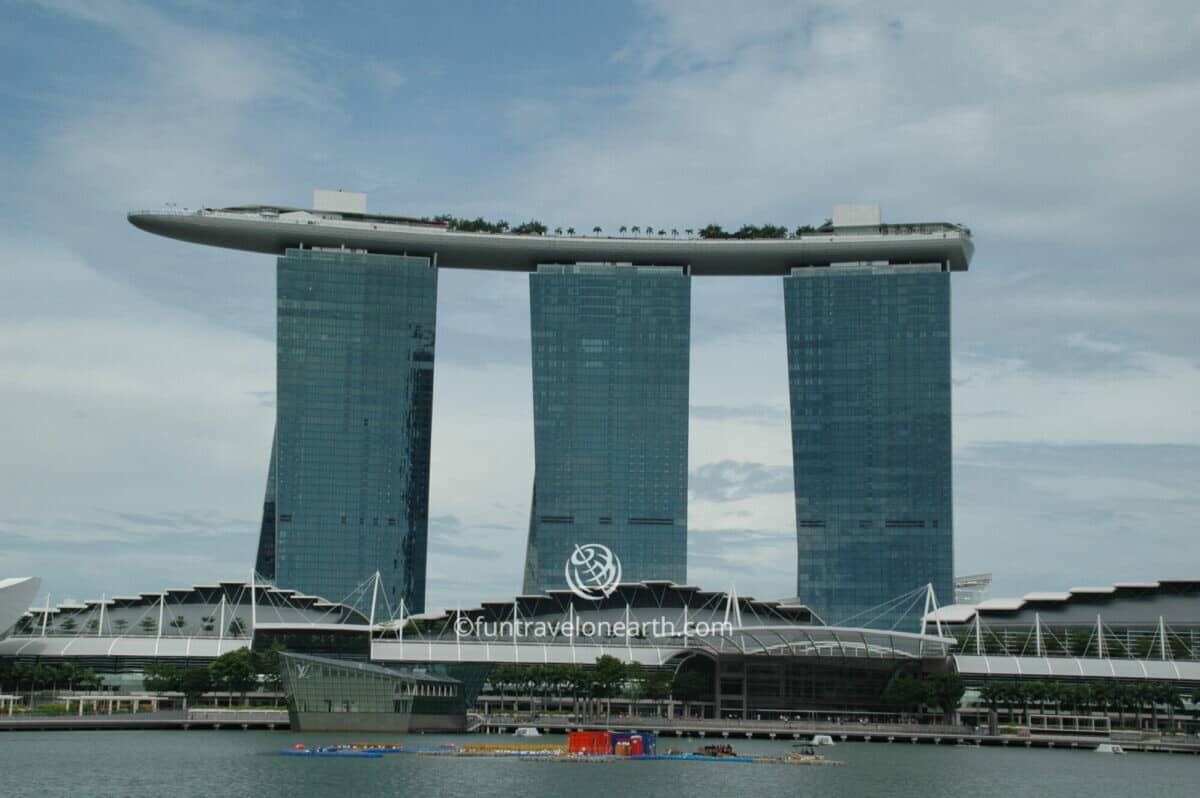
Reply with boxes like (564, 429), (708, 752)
(1, 731), (1197, 797)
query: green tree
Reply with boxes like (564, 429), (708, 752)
(59, 617), (77, 632)
(57, 663), (79, 692)
(698, 224), (728, 239)
(1157, 681), (1182, 730)
(143, 663), (179, 693)
(1026, 680), (1048, 716)
(138, 616), (156, 634)
(591, 655), (626, 722)
(643, 670), (672, 702)
(208, 648), (256, 707)
(592, 226), (602, 236)
(624, 662), (646, 711)
(252, 645), (285, 700)
(1008, 681), (1030, 723)
(113, 618), (129, 634)
(227, 617), (247, 636)
(977, 682), (1003, 733)
(563, 665), (590, 718)
(591, 655), (625, 697)
(169, 615), (187, 632)
(512, 220), (548, 235)
(180, 668), (212, 705)
(619, 226), (627, 235)
(488, 664), (519, 713)
(883, 674), (926, 716)
(33, 664), (55, 691)
(75, 668), (102, 691)
(926, 673), (966, 724)
(566, 227), (575, 236)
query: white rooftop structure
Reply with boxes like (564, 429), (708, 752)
(0, 578), (41, 638)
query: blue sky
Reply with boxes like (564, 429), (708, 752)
(2, 0), (1198, 613)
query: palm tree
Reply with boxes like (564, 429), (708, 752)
(566, 227), (575, 236)
(1001, 681), (1028, 725)
(685, 228), (694, 238)
(554, 227), (563, 235)
(1133, 682), (1153, 729)
(631, 225), (641, 235)
(670, 228), (679, 238)
(592, 226), (602, 236)
(1159, 681), (1181, 730)
(657, 229), (666, 237)
(619, 225), (627, 235)
(1027, 681), (1047, 716)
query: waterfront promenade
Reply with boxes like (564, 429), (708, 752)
(5, 708), (1199, 755)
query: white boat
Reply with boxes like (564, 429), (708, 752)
(1095, 743), (1125, 755)
(811, 735), (836, 747)
(513, 727), (541, 737)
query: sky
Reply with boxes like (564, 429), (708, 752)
(1, 0), (1198, 614)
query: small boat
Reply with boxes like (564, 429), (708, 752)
(281, 747), (382, 759)
(513, 726), (542, 737)
(1095, 743), (1125, 755)
(694, 743), (739, 758)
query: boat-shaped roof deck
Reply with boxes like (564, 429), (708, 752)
(128, 205), (974, 275)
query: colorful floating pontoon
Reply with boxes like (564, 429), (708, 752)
(280, 735), (844, 766)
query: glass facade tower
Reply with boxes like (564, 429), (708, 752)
(256, 248), (437, 613)
(523, 264), (690, 594)
(784, 264), (953, 628)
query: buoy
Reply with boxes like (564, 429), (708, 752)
(294, 743), (306, 750)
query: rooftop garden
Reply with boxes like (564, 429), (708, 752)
(433, 214), (828, 239)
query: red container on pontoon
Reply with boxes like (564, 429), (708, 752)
(567, 730), (613, 755)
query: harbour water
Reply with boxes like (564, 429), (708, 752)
(1, 731), (1196, 797)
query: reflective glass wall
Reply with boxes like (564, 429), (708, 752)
(523, 264), (690, 593)
(784, 264), (953, 628)
(263, 248), (437, 613)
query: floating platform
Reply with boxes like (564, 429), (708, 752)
(280, 748), (383, 759)
(285, 741), (844, 765)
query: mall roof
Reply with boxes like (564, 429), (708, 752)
(927, 579), (1200, 625)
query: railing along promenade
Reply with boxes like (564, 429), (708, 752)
(476, 712), (1200, 754)
(0, 707), (288, 731)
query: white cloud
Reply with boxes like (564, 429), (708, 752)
(1030, 475), (1190, 503)
(0, 234), (274, 598)
(953, 347), (1200, 447)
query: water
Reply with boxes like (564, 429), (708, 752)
(0, 731), (1196, 797)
